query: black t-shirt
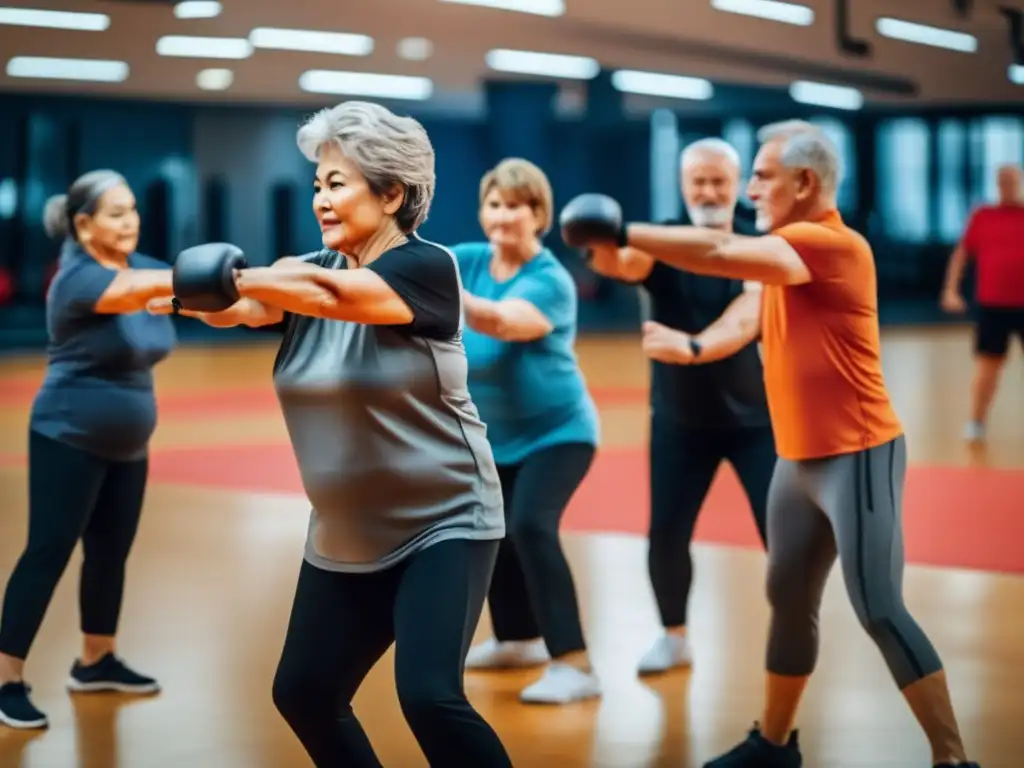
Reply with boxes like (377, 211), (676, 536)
(636, 210), (770, 430)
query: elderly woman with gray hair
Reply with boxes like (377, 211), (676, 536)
(149, 101), (511, 767)
(0, 170), (176, 730)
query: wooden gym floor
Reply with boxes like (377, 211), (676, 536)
(0, 326), (1021, 768)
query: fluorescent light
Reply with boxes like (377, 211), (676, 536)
(397, 37), (433, 61)
(174, 1), (222, 19)
(485, 49), (599, 79)
(196, 68), (233, 90)
(6, 56), (128, 82)
(156, 35), (252, 59)
(0, 8), (109, 31)
(875, 17), (977, 53)
(611, 70), (714, 100)
(249, 28), (373, 56)
(298, 70), (433, 100)
(440, 0), (564, 17)
(1010, 64), (1024, 85)
(789, 80), (863, 110)
(710, 0), (813, 26)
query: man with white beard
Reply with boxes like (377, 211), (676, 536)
(584, 137), (775, 676)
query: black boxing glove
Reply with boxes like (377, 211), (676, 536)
(559, 193), (627, 249)
(172, 243), (247, 313)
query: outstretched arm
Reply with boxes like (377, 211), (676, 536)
(461, 293), (553, 342)
(625, 224), (811, 286)
(146, 256), (320, 327)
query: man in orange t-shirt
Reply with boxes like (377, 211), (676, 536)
(558, 120), (979, 768)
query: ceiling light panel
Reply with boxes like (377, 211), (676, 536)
(612, 70), (714, 100)
(174, 1), (222, 19)
(249, 28), (373, 56)
(156, 35), (253, 59)
(485, 49), (599, 79)
(710, 0), (813, 26)
(196, 68), (233, 90)
(298, 70), (433, 100)
(6, 56), (128, 82)
(440, 0), (564, 17)
(875, 17), (977, 53)
(0, 7), (109, 31)
(789, 80), (863, 110)
(397, 37), (433, 61)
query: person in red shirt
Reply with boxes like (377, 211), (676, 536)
(559, 120), (979, 768)
(941, 164), (1024, 442)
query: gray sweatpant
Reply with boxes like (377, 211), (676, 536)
(765, 435), (943, 689)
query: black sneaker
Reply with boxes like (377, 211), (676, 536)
(66, 653), (160, 694)
(0, 682), (48, 729)
(703, 724), (802, 767)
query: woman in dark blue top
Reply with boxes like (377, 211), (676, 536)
(0, 170), (177, 730)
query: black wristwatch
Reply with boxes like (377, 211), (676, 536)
(688, 338), (703, 360)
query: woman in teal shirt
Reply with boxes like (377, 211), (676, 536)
(456, 158), (601, 705)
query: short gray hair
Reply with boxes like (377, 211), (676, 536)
(296, 101), (435, 232)
(681, 137), (741, 172)
(757, 119), (841, 195)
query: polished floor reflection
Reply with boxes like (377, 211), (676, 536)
(0, 327), (1020, 767)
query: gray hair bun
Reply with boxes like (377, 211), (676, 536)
(42, 194), (70, 241)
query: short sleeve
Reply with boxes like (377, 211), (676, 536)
(504, 266), (576, 330)
(773, 222), (854, 283)
(961, 208), (984, 256)
(51, 258), (118, 318)
(366, 244), (461, 339)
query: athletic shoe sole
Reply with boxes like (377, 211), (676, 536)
(65, 678), (161, 695)
(0, 709), (48, 729)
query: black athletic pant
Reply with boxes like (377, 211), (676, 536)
(0, 430), (148, 660)
(486, 442), (593, 658)
(272, 538), (511, 768)
(648, 417), (775, 628)
(765, 435), (943, 689)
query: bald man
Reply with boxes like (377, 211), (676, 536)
(941, 163), (1024, 442)
(561, 121), (978, 768)
(585, 137), (774, 677)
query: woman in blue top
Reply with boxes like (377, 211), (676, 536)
(457, 158), (601, 705)
(0, 170), (177, 730)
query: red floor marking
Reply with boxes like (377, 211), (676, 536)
(133, 443), (1024, 576)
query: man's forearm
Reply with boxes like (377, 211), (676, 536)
(626, 224), (737, 276)
(693, 291), (761, 363)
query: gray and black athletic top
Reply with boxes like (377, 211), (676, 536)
(272, 234), (505, 573)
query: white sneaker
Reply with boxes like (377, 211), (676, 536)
(519, 662), (602, 704)
(464, 638), (550, 670)
(636, 633), (693, 675)
(963, 421), (986, 442)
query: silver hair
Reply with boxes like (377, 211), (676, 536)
(296, 101), (435, 232)
(756, 119), (841, 196)
(680, 137), (741, 171)
(43, 169), (127, 242)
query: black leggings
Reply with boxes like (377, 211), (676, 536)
(648, 418), (775, 628)
(487, 442), (594, 658)
(271, 538), (511, 768)
(0, 430), (148, 660)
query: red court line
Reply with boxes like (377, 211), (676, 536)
(0, 384), (647, 413)
(132, 443), (1024, 576)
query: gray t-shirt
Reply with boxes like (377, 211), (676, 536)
(272, 235), (505, 573)
(30, 241), (177, 462)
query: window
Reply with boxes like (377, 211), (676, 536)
(809, 117), (857, 214)
(969, 116), (1023, 202)
(937, 120), (968, 243)
(876, 119), (931, 243)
